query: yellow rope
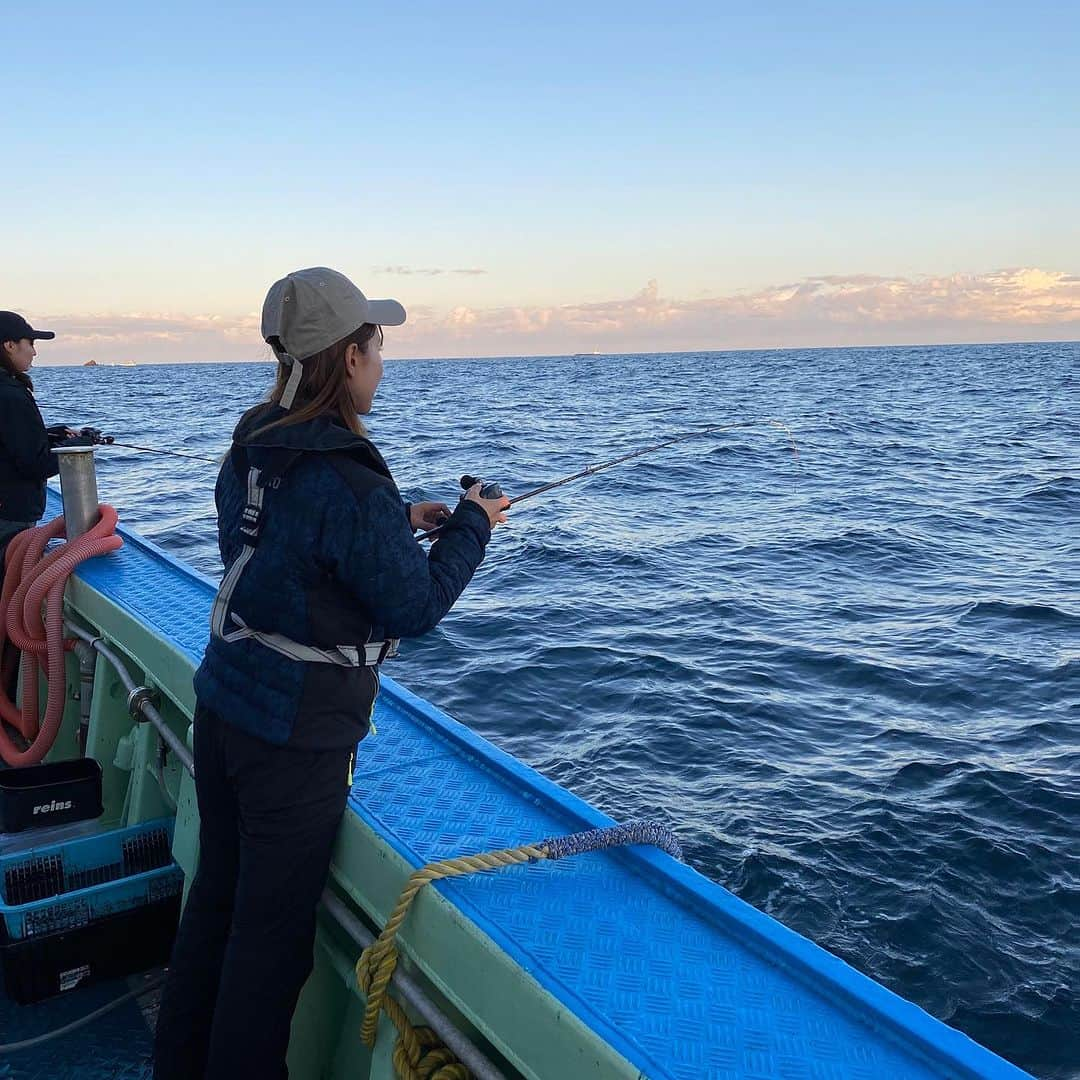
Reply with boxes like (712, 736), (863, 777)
(352, 822), (681, 1078)
(354, 842), (546, 1075)
(392, 1025), (470, 1080)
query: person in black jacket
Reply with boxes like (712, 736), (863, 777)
(0, 311), (92, 567)
(153, 268), (509, 1079)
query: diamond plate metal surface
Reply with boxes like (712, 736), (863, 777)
(353, 690), (938, 1080)
(0, 975), (154, 1080)
(38, 490), (1027, 1079)
(50, 489), (214, 666)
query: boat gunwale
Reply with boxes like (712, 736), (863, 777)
(52, 486), (1031, 1080)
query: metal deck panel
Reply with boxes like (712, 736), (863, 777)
(0, 974), (155, 1080)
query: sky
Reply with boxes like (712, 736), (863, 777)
(2, 1), (1078, 362)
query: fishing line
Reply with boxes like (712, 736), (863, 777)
(59, 418), (799, 531)
(504, 418), (798, 507)
(417, 418), (799, 541)
(33, 413), (222, 464)
(102, 441), (221, 464)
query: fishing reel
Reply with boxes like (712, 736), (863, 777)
(459, 475), (505, 501)
(80, 427), (114, 445)
(46, 426), (114, 448)
(421, 475), (505, 535)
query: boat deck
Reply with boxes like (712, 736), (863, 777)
(0, 972), (156, 1079)
(1, 492), (1031, 1079)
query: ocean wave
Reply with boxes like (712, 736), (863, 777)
(959, 599), (1080, 626)
(1021, 475), (1079, 502)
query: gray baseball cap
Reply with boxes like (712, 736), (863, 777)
(261, 267), (406, 408)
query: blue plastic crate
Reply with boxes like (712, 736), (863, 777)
(0, 818), (182, 942)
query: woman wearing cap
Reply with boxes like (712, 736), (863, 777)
(153, 268), (509, 1079)
(0, 311), (89, 568)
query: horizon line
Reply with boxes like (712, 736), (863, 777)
(29, 336), (1080, 369)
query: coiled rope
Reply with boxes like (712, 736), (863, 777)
(354, 821), (682, 1079)
(0, 509), (123, 765)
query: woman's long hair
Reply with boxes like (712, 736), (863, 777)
(0, 346), (33, 391)
(245, 323), (383, 438)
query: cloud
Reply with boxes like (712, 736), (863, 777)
(372, 266), (487, 277)
(51, 313), (261, 341)
(29, 267), (1080, 364)
(33, 312), (266, 364)
(389, 268), (1080, 354)
(713, 268), (1080, 327)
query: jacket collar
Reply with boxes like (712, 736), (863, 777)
(233, 405), (391, 477)
(0, 368), (32, 395)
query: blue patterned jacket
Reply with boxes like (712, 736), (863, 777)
(194, 405), (491, 748)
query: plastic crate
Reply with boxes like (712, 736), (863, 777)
(0, 818), (182, 1003)
(0, 757), (103, 833)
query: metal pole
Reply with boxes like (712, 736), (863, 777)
(54, 445), (101, 539)
(65, 622), (195, 777)
(72, 640), (96, 756)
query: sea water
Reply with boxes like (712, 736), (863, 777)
(34, 341), (1079, 1078)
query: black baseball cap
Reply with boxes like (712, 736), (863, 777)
(0, 311), (55, 343)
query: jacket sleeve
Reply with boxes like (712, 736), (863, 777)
(213, 463), (235, 565)
(326, 483), (492, 639)
(0, 392), (60, 482)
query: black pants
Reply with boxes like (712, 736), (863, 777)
(153, 706), (354, 1079)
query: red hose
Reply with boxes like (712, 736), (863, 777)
(0, 507), (123, 766)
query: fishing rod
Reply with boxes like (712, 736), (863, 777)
(36, 409), (223, 466)
(416, 419), (799, 542)
(70, 418), (797, 523)
(104, 441), (220, 464)
(72, 430), (221, 464)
